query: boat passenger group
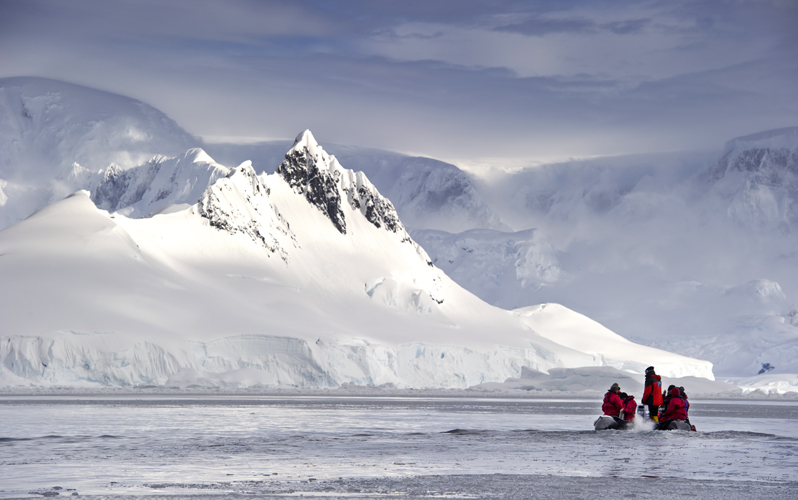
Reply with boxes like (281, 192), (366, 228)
(595, 366), (696, 431)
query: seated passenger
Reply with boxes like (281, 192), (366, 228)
(602, 383), (624, 418)
(657, 386), (687, 427)
(620, 392), (636, 422)
(679, 386), (696, 431)
(659, 384), (676, 416)
(679, 386), (690, 414)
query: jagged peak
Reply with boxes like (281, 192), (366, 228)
(277, 131), (347, 233)
(293, 129), (315, 147)
(287, 129), (342, 173)
(182, 147), (217, 165)
(276, 130), (408, 236)
(224, 159), (264, 194)
(292, 129), (322, 157)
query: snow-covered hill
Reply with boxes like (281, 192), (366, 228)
(0, 131), (712, 388)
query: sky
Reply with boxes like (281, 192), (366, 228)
(1, 0), (796, 165)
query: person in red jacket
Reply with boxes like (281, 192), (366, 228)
(602, 383), (624, 417)
(679, 386), (696, 430)
(657, 386), (687, 427)
(642, 366), (663, 421)
(620, 392), (636, 422)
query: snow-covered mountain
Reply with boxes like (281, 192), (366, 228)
(324, 148), (509, 233)
(1, 76), (794, 391)
(92, 148), (230, 218)
(422, 132), (798, 385)
(411, 228), (562, 310)
(705, 127), (798, 231)
(0, 77), (199, 228)
(0, 77), (505, 236)
(0, 131), (712, 388)
(205, 141), (509, 233)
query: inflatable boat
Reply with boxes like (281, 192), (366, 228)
(594, 416), (695, 431)
(593, 415), (633, 430)
(656, 419), (694, 431)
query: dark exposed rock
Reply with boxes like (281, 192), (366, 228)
(277, 148), (347, 234)
(346, 183), (402, 233)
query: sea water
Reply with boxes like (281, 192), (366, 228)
(1, 395), (796, 499)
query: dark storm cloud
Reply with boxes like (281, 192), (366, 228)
(0, 0), (795, 162)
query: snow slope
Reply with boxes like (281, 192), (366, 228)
(0, 131), (713, 388)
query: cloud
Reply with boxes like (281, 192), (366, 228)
(493, 17), (597, 36)
(0, 0), (795, 163)
(602, 18), (650, 35)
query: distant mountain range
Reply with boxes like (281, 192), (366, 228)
(1, 76), (796, 391)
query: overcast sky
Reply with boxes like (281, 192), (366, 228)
(1, 0), (796, 165)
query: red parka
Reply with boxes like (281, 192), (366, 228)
(622, 395), (637, 421)
(602, 390), (623, 417)
(643, 373), (663, 406)
(660, 387), (687, 421)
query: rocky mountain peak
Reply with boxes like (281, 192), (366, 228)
(277, 130), (347, 234)
(276, 130), (407, 236)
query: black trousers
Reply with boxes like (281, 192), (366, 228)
(647, 404), (659, 419)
